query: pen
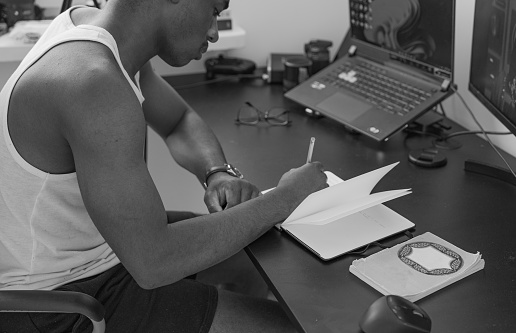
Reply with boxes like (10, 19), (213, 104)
(306, 137), (316, 163)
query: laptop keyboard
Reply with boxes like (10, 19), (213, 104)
(319, 61), (437, 116)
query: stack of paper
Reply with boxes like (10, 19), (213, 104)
(349, 232), (485, 302)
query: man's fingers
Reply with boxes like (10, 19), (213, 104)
(205, 190), (225, 213)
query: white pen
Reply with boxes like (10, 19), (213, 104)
(306, 137), (316, 163)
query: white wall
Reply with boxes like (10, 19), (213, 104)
(154, 0), (516, 158)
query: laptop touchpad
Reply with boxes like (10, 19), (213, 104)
(316, 92), (370, 122)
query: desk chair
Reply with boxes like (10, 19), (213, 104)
(1, 2), (107, 332)
(0, 289), (106, 333)
(1, 0), (114, 330)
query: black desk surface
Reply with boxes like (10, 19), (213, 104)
(167, 74), (516, 333)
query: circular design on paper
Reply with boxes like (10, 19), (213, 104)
(397, 242), (463, 275)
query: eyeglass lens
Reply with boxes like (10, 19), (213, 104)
(237, 103), (261, 125)
(266, 107), (289, 125)
(236, 103), (289, 126)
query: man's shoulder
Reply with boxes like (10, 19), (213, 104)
(54, 41), (125, 84)
(20, 41), (120, 87)
(24, 41), (137, 107)
(14, 41), (143, 133)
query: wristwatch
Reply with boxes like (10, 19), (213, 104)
(204, 163), (244, 188)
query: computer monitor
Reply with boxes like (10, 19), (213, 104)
(469, 0), (516, 136)
(468, 0), (516, 185)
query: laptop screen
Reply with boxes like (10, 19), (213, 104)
(348, 0), (455, 79)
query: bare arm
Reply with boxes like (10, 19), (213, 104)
(139, 62), (259, 212)
(62, 58), (327, 289)
(139, 62), (224, 182)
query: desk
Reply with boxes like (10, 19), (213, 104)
(166, 74), (516, 333)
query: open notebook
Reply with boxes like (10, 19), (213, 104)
(269, 162), (415, 260)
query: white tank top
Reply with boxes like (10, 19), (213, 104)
(0, 7), (144, 290)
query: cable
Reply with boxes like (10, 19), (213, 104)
(450, 85), (516, 179)
(173, 73), (267, 90)
(440, 130), (511, 141)
(348, 243), (373, 256)
(403, 128), (443, 139)
(348, 232), (413, 257)
(435, 103), (447, 117)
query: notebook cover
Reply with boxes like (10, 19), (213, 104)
(349, 232), (485, 301)
(282, 204), (414, 261)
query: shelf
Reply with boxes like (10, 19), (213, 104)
(208, 25), (246, 51)
(0, 20), (52, 63)
(0, 23), (246, 63)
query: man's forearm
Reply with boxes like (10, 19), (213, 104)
(136, 187), (292, 289)
(164, 109), (227, 183)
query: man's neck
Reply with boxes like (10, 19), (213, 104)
(71, 4), (159, 78)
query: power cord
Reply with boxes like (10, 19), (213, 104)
(348, 231), (414, 257)
(439, 130), (511, 141)
(450, 85), (516, 179)
(437, 103), (448, 118)
(347, 242), (386, 257)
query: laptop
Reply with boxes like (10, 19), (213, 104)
(285, 0), (456, 141)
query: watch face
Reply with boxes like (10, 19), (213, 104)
(226, 164), (243, 178)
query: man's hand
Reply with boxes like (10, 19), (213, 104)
(204, 173), (261, 213)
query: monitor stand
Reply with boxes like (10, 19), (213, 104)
(464, 160), (516, 187)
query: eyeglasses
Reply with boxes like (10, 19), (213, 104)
(235, 102), (290, 126)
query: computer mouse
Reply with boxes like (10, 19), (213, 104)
(359, 295), (432, 333)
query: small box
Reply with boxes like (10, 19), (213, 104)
(266, 53), (304, 84)
(217, 19), (232, 31)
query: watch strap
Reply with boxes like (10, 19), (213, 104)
(204, 163), (243, 188)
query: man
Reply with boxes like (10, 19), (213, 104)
(0, 0), (328, 332)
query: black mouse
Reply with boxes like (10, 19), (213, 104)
(359, 295), (432, 333)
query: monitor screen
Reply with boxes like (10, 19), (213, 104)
(469, 0), (516, 135)
(348, 0), (455, 77)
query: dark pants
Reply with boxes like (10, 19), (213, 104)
(0, 211), (217, 333)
